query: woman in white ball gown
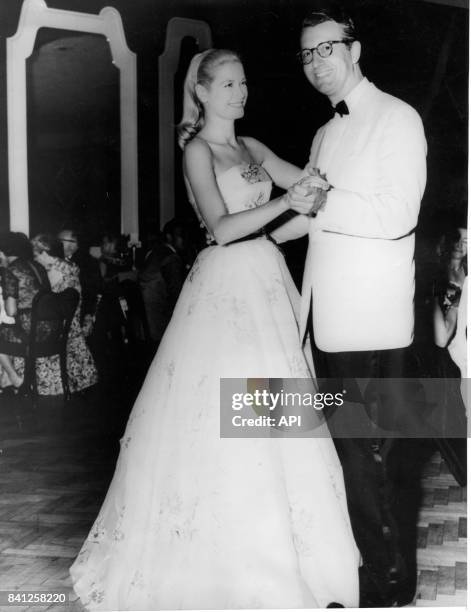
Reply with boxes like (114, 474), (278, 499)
(70, 49), (359, 610)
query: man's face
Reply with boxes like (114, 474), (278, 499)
(166, 228), (185, 252)
(102, 237), (118, 257)
(300, 20), (357, 104)
(58, 231), (78, 259)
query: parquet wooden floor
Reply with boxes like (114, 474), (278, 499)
(0, 395), (116, 612)
(414, 452), (467, 607)
(0, 394), (467, 611)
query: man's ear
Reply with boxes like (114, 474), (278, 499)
(351, 40), (361, 64)
(195, 83), (208, 104)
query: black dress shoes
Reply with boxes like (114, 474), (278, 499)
(326, 604), (344, 608)
(359, 565), (416, 608)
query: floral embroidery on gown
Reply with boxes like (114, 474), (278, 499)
(70, 163), (360, 610)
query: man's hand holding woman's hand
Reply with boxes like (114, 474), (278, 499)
(284, 167), (332, 216)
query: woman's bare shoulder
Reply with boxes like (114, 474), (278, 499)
(184, 136), (213, 160)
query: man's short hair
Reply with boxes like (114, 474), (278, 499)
(302, 3), (357, 42)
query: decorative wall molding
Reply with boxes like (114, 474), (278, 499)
(158, 17), (212, 227)
(7, 0), (138, 240)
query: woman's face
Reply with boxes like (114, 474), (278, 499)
(34, 249), (53, 268)
(451, 227), (467, 260)
(102, 237), (117, 256)
(199, 61), (247, 122)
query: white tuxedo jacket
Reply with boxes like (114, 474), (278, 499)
(274, 79), (427, 352)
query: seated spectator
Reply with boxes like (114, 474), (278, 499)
(139, 220), (186, 347)
(31, 234), (98, 395)
(0, 232), (50, 390)
(58, 228), (103, 335)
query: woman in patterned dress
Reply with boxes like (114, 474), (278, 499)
(0, 232), (50, 389)
(30, 234), (98, 395)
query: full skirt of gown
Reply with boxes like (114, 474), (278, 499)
(70, 238), (360, 610)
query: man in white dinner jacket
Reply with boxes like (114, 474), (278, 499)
(273, 3), (427, 607)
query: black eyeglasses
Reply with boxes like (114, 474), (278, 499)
(297, 40), (350, 65)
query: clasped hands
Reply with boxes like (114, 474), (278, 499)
(284, 167), (331, 217)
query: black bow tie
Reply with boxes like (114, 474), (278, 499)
(333, 100), (349, 117)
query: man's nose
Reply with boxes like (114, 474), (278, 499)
(312, 52), (325, 68)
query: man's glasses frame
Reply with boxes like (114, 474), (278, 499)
(297, 39), (351, 65)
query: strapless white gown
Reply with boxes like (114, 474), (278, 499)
(70, 163), (360, 610)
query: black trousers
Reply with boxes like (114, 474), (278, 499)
(309, 330), (433, 603)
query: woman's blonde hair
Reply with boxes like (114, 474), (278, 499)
(177, 49), (241, 150)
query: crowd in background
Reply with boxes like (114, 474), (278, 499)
(0, 213), (466, 445)
(0, 218), (202, 428)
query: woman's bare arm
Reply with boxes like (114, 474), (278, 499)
(241, 136), (304, 190)
(433, 298), (458, 348)
(183, 138), (293, 246)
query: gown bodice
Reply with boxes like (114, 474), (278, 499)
(187, 163), (272, 241)
(215, 163), (272, 212)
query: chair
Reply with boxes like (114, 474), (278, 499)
(24, 288), (79, 405)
